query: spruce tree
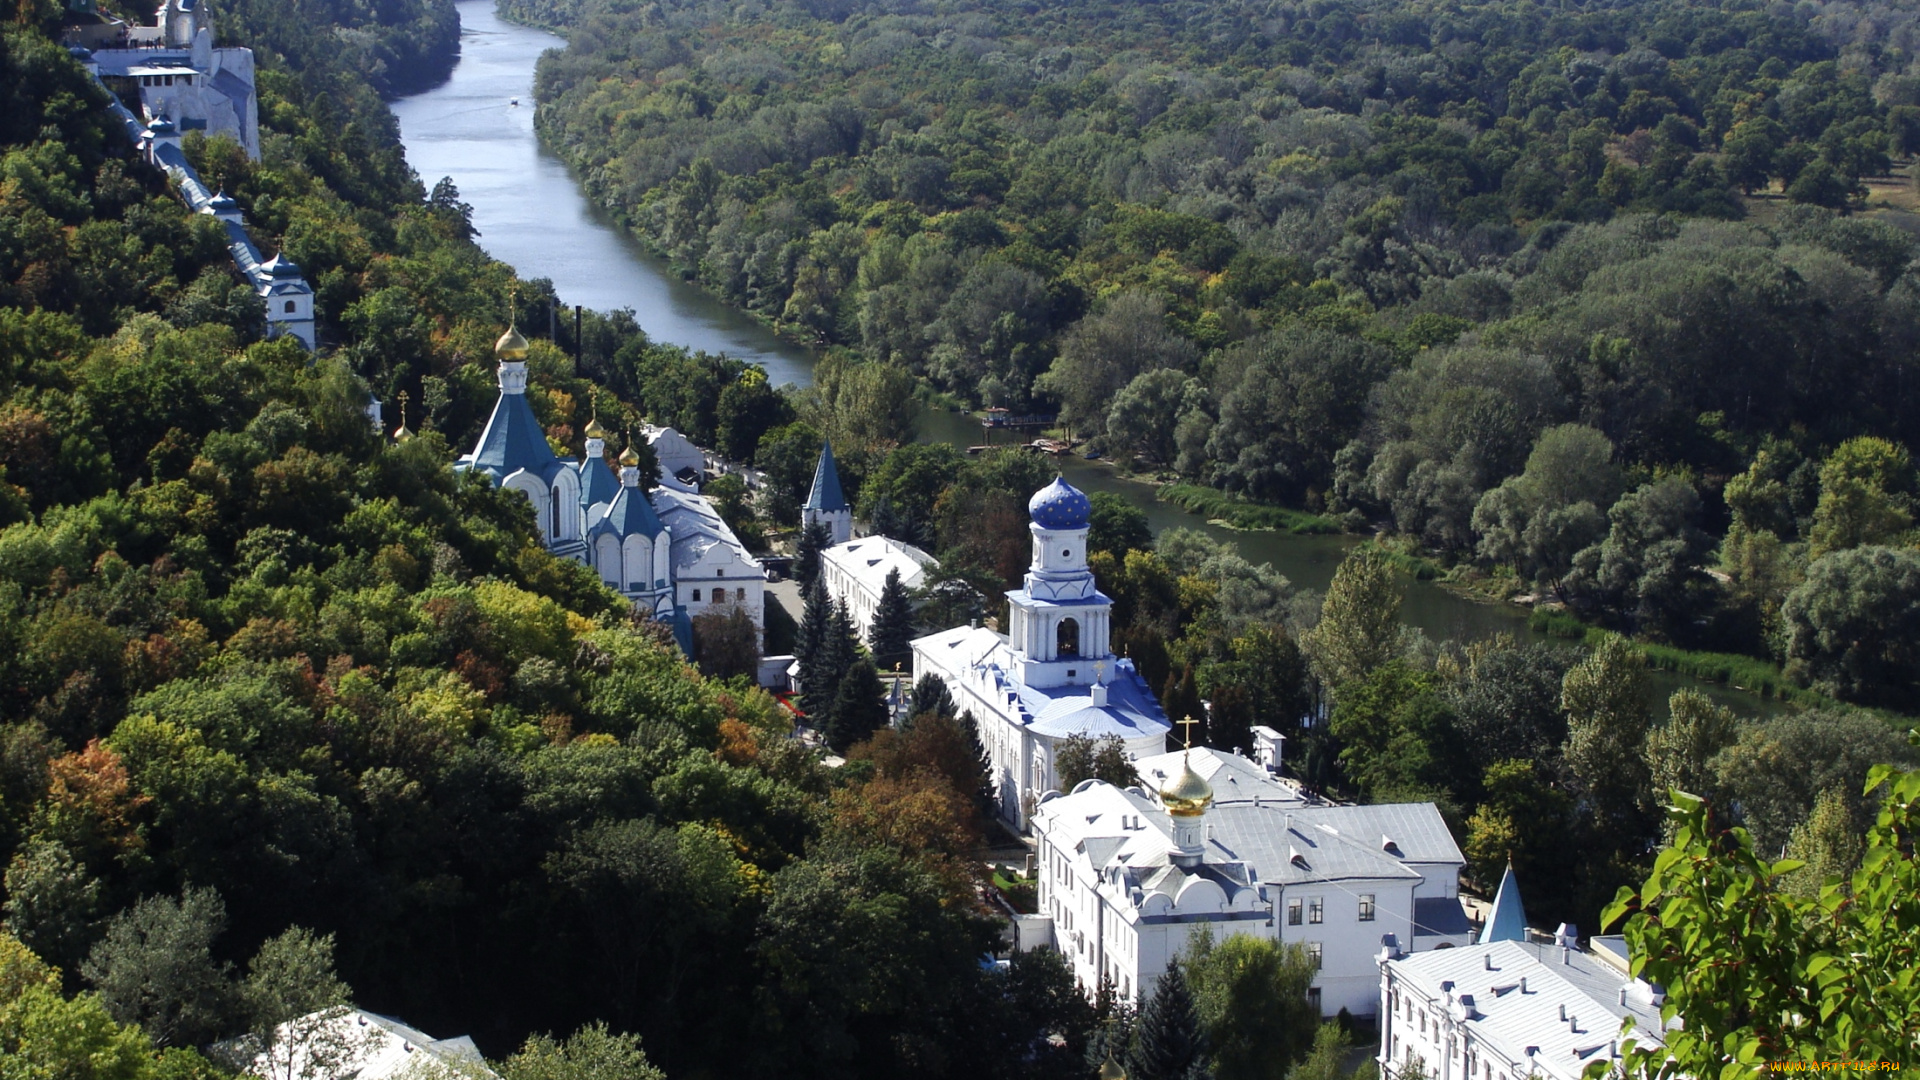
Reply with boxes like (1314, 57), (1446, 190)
(793, 520), (832, 589)
(867, 567), (915, 668)
(826, 656), (890, 752)
(795, 578), (834, 718)
(1130, 964), (1211, 1080)
(805, 598), (861, 721)
(869, 495), (905, 541)
(909, 673), (956, 721)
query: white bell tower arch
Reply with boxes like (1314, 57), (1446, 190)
(1006, 477), (1113, 689)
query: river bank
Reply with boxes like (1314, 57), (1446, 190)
(390, 0), (1786, 720)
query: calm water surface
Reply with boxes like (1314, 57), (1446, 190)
(391, 3), (1777, 717)
(389, 1), (817, 387)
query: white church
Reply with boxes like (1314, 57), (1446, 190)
(911, 476), (1171, 828)
(455, 326), (764, 650)
(1031, 747), (1469, 1018)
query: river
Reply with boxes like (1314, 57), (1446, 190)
(389, 0), (1775, 716)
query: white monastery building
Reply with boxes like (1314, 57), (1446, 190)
(1031, 746), (1468, 1018)
(72, 0), (261, 159)
(643, 424), (705, 491)
(820, 535), (937, 641)
(912, 477), (1170, 827)
(235, 1008), (493, 1080)
(1377, 871), (1670, 1080)
(457, 327), (763, 651)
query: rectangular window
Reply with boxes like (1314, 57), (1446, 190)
(1307, 987), (1322, 1014)
(691, 589), (701, 601)
(1308, 897), (1323, 924)
(1307, 942), (1322, 969)
(1359, 894), (1376, 921)
(1287, 899), (1302, 925)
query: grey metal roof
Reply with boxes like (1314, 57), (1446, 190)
(1413, 895), (1473, 937)
(1389, 941), (1666, 1080)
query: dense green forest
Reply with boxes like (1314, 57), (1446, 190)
(512, 0), (1920, 710)
(0, 1), (1130, 1076)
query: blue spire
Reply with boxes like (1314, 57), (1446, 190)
(459, 370), (562, 482)
(805, 440), (847, 512)
(1482, 862), (1528, 943)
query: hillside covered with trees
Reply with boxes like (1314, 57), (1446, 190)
(0, 0), (1131, 1076)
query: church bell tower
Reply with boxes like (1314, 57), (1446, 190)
(1006, 476), (1114, 689)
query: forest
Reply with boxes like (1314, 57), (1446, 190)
(0, 0), (1146, 1076)
(1, 0), (1917, 1068)
(510, 0), (1920, 711)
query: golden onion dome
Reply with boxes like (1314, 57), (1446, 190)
(584, 415), (612, 441)
(494, 323), (530, 360)
(1099, 1054), (1129, 1080)
(618, 441), (641, 467)
(391, 422), (414, 443)
(1160, 752), (1213, 817)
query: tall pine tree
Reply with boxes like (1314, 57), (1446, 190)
(1131, 964), (1211, 1080)
(826, 656), (890, 752)
(804, 597), (861, 721)
(868, 567), (915, 669)
(909, 673), (956, 722)
(793, 520), (833, 589)
(796, 577), (834, 718)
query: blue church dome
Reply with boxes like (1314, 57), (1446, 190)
(1028, 476), (1091, 530)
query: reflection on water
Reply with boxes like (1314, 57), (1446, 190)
(389, 0), (817, 387)
(391, 3), (1781, 720)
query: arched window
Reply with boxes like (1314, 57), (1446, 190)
(1057, 617), (1080, 658)
(549, 487), (560, 538)
(284, 300), (296, 313)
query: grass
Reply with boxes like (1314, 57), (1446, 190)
(1156, 483), (1344, 534)
(1527, 609), (1829, 705)
(991, 869), (1038, 914)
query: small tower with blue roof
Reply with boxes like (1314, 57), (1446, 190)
(1480, 861), (1528, 943)
(802, 439), (852, 544)
(456, 323), (584, 560)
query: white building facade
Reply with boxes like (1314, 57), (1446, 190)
(1031, 747), (1469, 1019)
(820, 536), (936, 641)
(1378, 934), (1668, 1080)
(79, 0), (261, 158)
(911, 477), (1169, 828)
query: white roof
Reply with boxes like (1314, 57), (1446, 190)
(1389, 941), (1668, 1080)
(237, 1008), (494, 1080)
(821, 536), (936, 596)
(1133, 747), (1304, 808)
(650, 485), (761, 575)
(1035, 755), (1462, 892)
(1032, 781), (1264, 923)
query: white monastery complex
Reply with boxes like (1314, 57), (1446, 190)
(457, 327), (764, 650)
(1031, 743), (1468, 1018)
(911, 477), (1171, 826)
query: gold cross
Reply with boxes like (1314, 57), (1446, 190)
(1094, 660), (1106, 683)
(1177, 715), (1200, 749)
